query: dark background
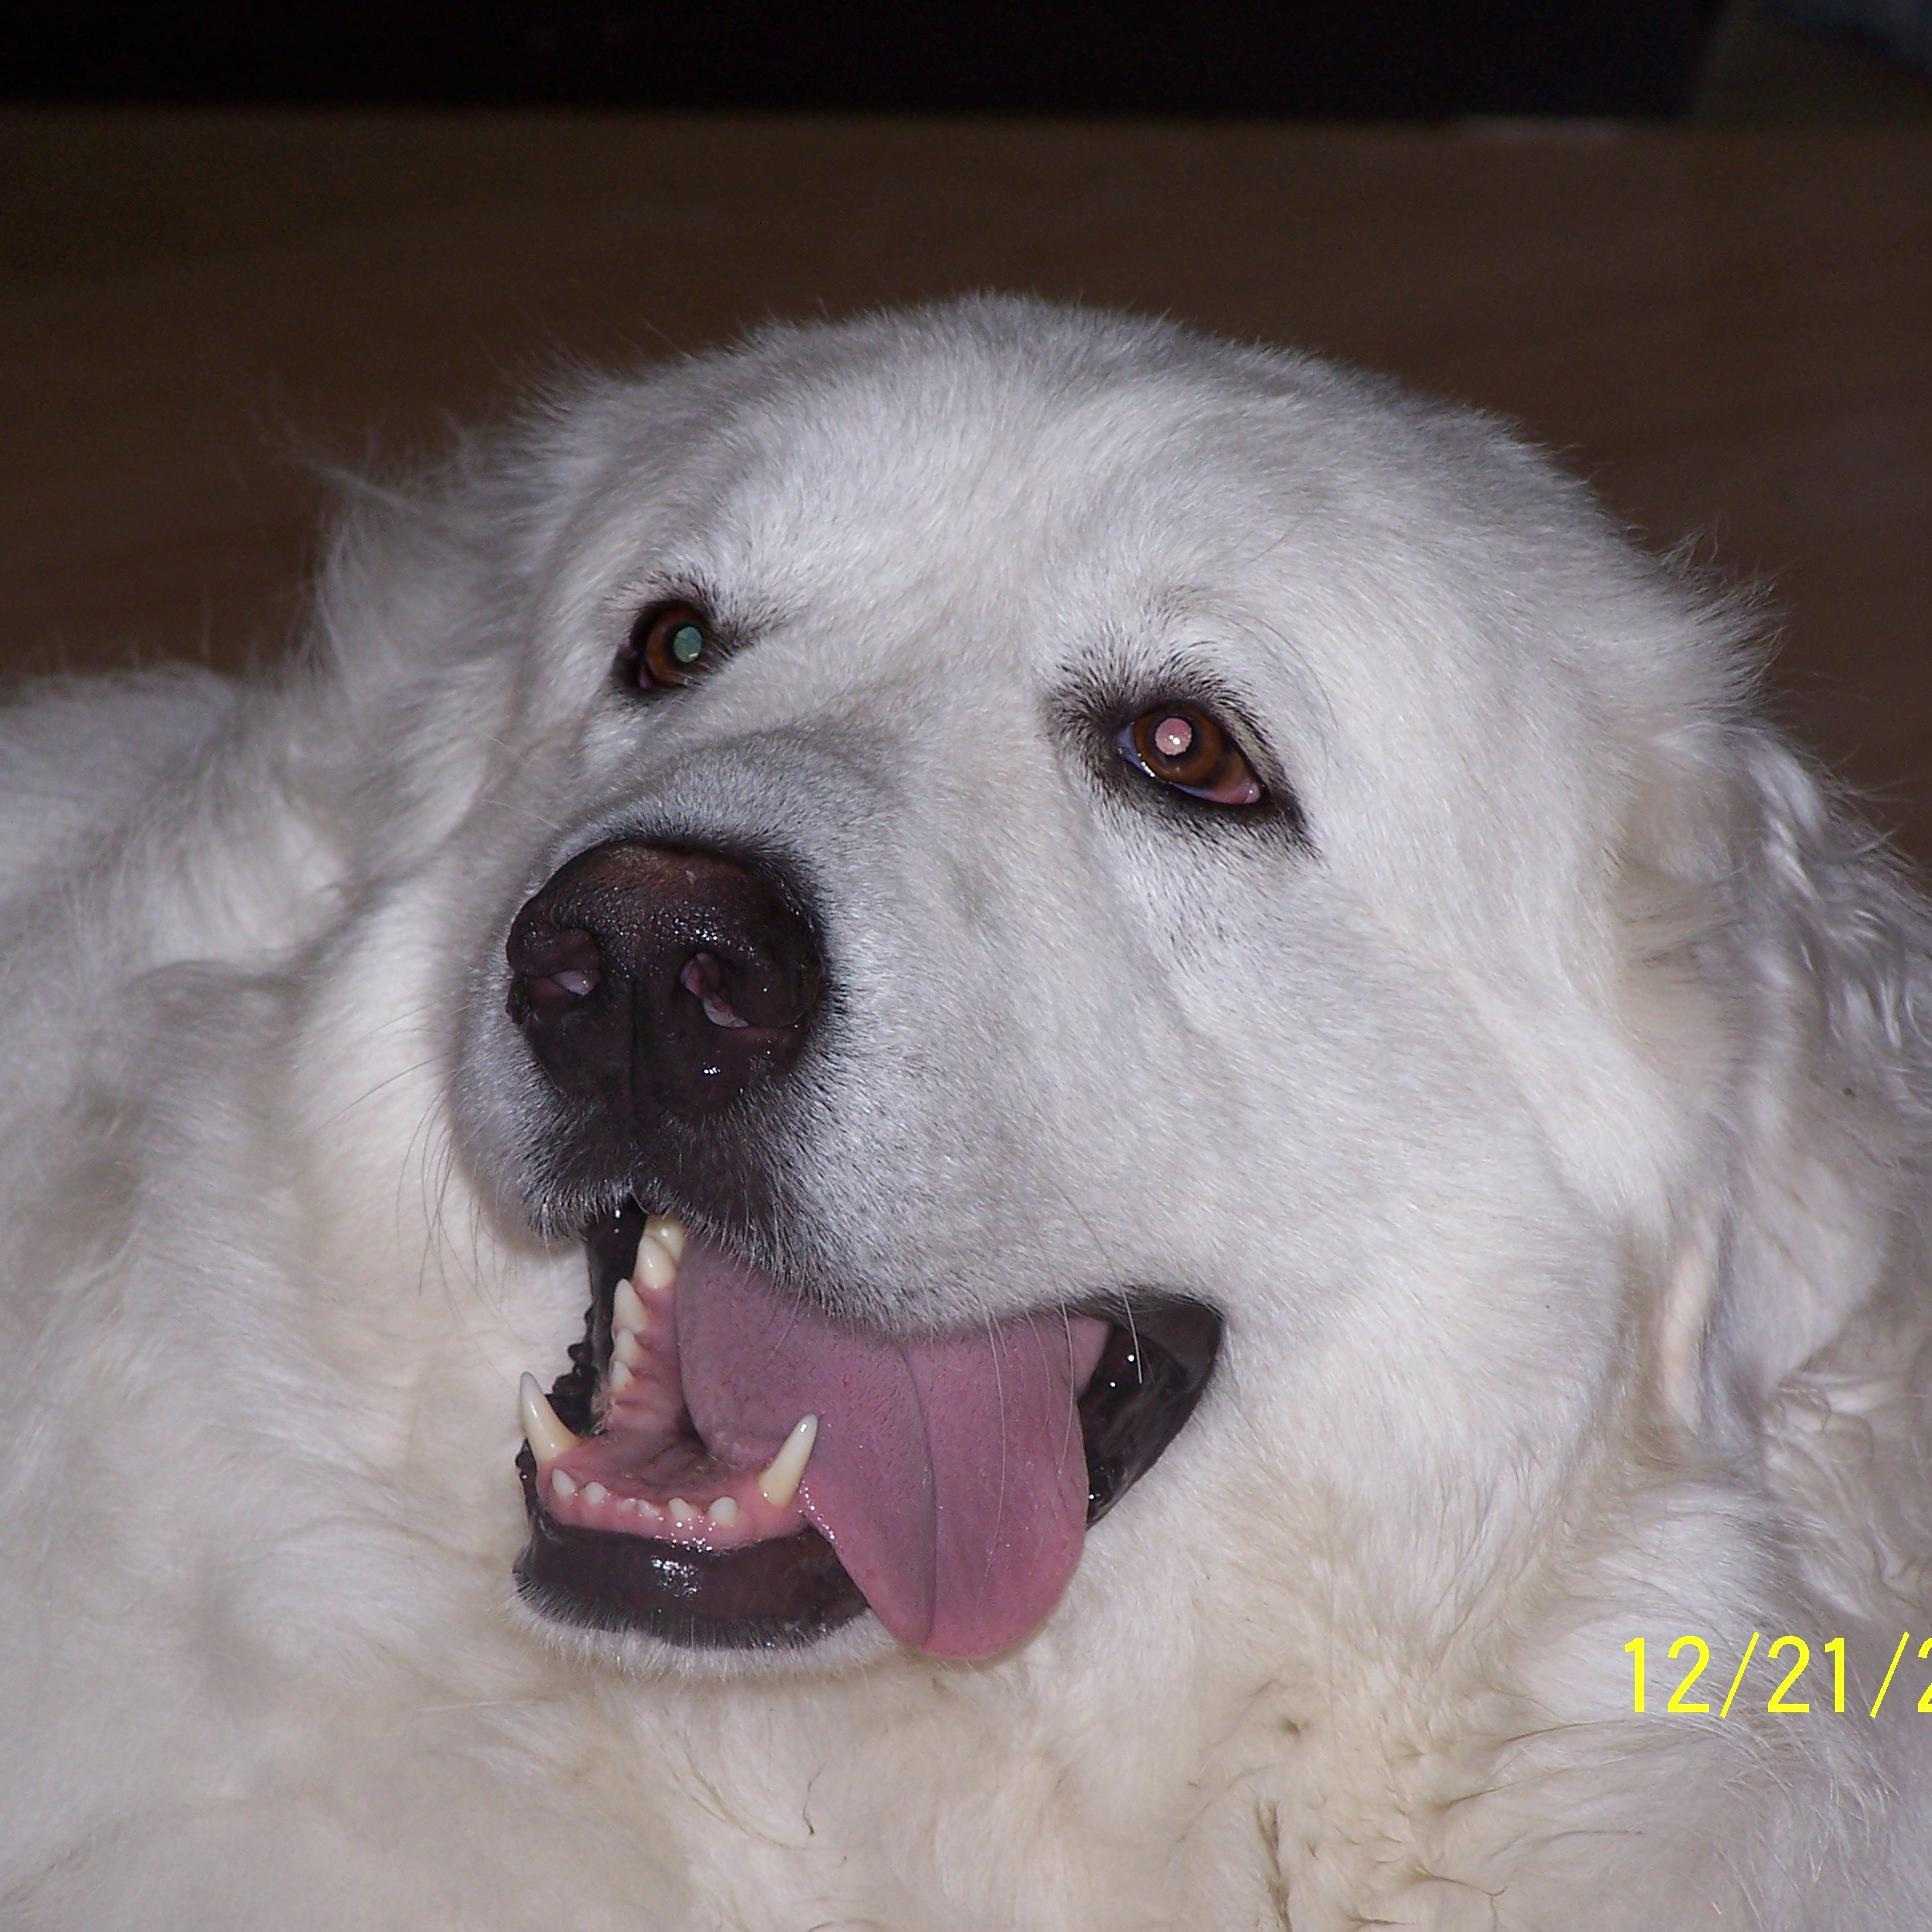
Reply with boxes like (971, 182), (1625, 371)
(12, 3), (1733, 117)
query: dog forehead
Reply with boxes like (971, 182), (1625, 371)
(675, 363), (1278, 632)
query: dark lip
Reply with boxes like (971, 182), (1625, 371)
(513, 1196), (1223, 1652)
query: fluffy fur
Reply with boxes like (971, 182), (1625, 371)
(4, 297), (1931, 1929)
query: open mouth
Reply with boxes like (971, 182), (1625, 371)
(514, 1197), (1221, 1659)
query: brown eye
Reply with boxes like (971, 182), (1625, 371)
(1120, 703), (1265, 807)
(625, 602), (715, 691)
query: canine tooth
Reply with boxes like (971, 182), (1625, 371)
(634, 1234), (678, 1292)
(708, 1497), (739, 1525)
(519, 1372), (580, 1465)
(668, 1497), (697, 1524)
(583, 1481), (609, 1505)
(608, 1359), (636, 1394)
(643, 1214), (687, 1262)
(551, 1468), (578, 1501)
(757, 1414), (818, 1509)
(614, 1328), (644, 1367)
(614, 1278), (647, 1331)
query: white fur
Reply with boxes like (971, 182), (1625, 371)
(4, 297), (1930, 1929)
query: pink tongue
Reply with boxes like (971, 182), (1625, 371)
(675, 1244), (1105, 1658)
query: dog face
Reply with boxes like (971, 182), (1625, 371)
(428, 300), (1730, 1674)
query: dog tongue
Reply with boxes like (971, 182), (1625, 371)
(675, 1244), (1101, 1658)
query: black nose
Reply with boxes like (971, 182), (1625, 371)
(506, 840), (824, 1118)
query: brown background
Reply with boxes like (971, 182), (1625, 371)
(2, 111), (1928, 850)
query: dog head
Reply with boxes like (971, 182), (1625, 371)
(284, 297), (1918, 1685)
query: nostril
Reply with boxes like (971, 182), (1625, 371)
(529, 964), (599, 1004)
(680, 951), (750, 1030)
(507, 925), (604, 1025)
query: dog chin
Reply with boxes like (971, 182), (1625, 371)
(507, 1584), (899, 1683)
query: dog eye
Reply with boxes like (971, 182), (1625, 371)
(621, 602), (717, 693)
(1117, 704), (1264, 807)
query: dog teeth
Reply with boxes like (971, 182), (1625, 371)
(668, 1497), (697, 1524)
(608, 1275), (650, 1391)
(757, 1414), (818, 1509)
(519, 1372), (581, 1465)
(633, 1233), (678, 1292)
(643, 1213), (687, 1262)
(708, 1497), (739, 1525)
(613, 1277), (647, 1331)
(583, 1481), (609, 1505)
(603, 1220), (683, 1399)
(551, 1468), (578, 1501)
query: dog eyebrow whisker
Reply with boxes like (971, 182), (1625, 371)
(1119, 1292), (1144, 1389)
(984, 1311), (1008, 1588)
(1057, 1309), (1080, 1475)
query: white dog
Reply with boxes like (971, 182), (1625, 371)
(4, 297), (1930, 1929)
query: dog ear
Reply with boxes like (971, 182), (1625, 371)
(1646, 721), (1931, 1448)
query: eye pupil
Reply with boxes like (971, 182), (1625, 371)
(1152, 715), (1195, 760)
(669, 623), (705, 666)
